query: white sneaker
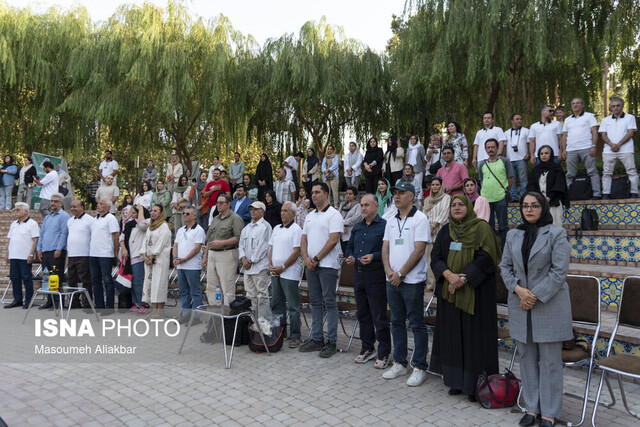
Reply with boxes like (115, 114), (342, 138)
(406, 367), (427, 386)
(382, 362), (409, 379)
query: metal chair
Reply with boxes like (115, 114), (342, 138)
(335, 261), (358, 352)
(496, 272), (517, 371)
(561, 275), (614, 426)
(591, 276), (640, 426)
(1, 263), (43, 304)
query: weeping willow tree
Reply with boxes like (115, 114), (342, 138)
(0, 4), (90, 154)
(61, 1), (251, 167)
(389, 0), (639, 138)
(253, 18), (390, 158)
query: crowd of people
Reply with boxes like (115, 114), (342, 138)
(3, 97), (637, 427)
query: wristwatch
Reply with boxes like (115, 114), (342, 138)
(313, 256), (320, 263)
(398, 271), (405, 280)
(460, 276), (468, 284)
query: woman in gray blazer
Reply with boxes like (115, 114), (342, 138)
(500, 191), (572, 427)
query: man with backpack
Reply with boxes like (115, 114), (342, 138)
(478, 138), (514, 248)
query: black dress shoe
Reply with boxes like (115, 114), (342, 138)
(38, 301), (54, 310)
(448, 388), (462, 395)
(467, 394), (477, 402)
(539, 419), (554, 427)
(22, 304), (29, 309)
(4, 300), (23, 309)
(519, 413), (539, 427)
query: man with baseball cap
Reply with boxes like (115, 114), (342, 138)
(239, 201), (273, 320)
(381, 181), (431, 387)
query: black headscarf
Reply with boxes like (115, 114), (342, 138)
(527, 145), (570, 208)
(256, 154), (273, 187)
(306, 148), (319, 172)
(264, 190), (282, 228)
(386, 135), (399, 160)
(517, 191), (554, 275)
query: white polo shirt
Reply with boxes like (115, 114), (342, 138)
(529, 121), (562, 157)
(302, 205), (344, 270)
(270, 221), (303, 281)
(599, 113), (637, 155)
(89, 213), (119, 258)
(7, 218), (40, 260)
(39, 170), (59, 200)
(473, 126), (506, 163)
(174, 223), (206, 270)
(383, 207), (431, 284)
(505, 127), (530, 161)
(239, 218), (272, 274)
(563, 112), (598, 151)
(67, 213), (94, 257)
(99, 159), (119, 185)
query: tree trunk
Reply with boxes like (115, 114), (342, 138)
(485, 82), (501, 114)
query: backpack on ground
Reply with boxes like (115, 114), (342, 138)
(610, 176), (630, 199)
(574, 207), (599, 239)
(248, 315), (286, 353)
(199, 312), (252, 346)
(569, 174), (592, 201)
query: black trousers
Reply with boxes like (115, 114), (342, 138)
(354, 268), (391, 357)
(67, 256), (92, 307)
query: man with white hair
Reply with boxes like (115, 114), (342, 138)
(239, 201), (273, 320)
(36, 193), (70, 309)
(5, 203), (39, 308)
(599, 97), (638, 199)
(90, 198), (120, 310)
(269, 201), (303, 348)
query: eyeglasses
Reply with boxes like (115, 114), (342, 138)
(522, 204), (542, 211)
(183, 212), (192, 216)
(216, 201), (228, 205)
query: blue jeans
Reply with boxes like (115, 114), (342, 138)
(489, 197), (508, 248)
(386, 281), (428, 370)
(178, 269), (203, 315)
(131, 262), (145, 306)
(90, 257), (115, 308)
(510, 160), (528, 201)
(0, 185), (12, 210)
(306, 267), (338, 343)
(10, 259), (33, 304)
(271, 276), (301, 339)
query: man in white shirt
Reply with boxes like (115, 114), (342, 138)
(5, 202), (39, 308)
(299, 182), (344, 358)
(472, 112), (506, 169)
(269, 201), (303, 348)
(381, 181), (431, 387)
(67, 200), (95, 309)
(90, 198), (120, 310)
(344, 142), (364, 189)
(239, 201), (273, 321)
(273, 167), (296, 204)
(505, 113), (530, 202)
(35, 161), (59, 217)
(98, 150), (119, 186)
(600, 97), (638, 199)
(563, 98), (601, 199)
(529, 105), (563, 164)
(95, 175), (120, 213)
(283, 152), (303, 185)
(173, 205), (206, 324)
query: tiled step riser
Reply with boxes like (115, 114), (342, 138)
(568, 235), (640, 267)
(508, 202), (640, 228)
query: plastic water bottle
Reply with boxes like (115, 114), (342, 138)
(215, 285), (222, 306)
(42, 267), (50, 291)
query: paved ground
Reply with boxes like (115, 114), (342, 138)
(1, 307), (639, 426)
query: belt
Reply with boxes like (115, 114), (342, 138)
(356, 266), (383, 273)
(210, 247), (238, 252)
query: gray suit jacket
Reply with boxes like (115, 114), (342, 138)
(499, 225), (573, 343)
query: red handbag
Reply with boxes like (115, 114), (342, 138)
(476, 369), (520, 409)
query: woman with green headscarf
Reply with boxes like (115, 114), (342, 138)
(429, 194), (502, 401)
(375, 177), (395, 218)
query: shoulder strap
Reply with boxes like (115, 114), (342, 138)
(483, 160), (507, 191)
